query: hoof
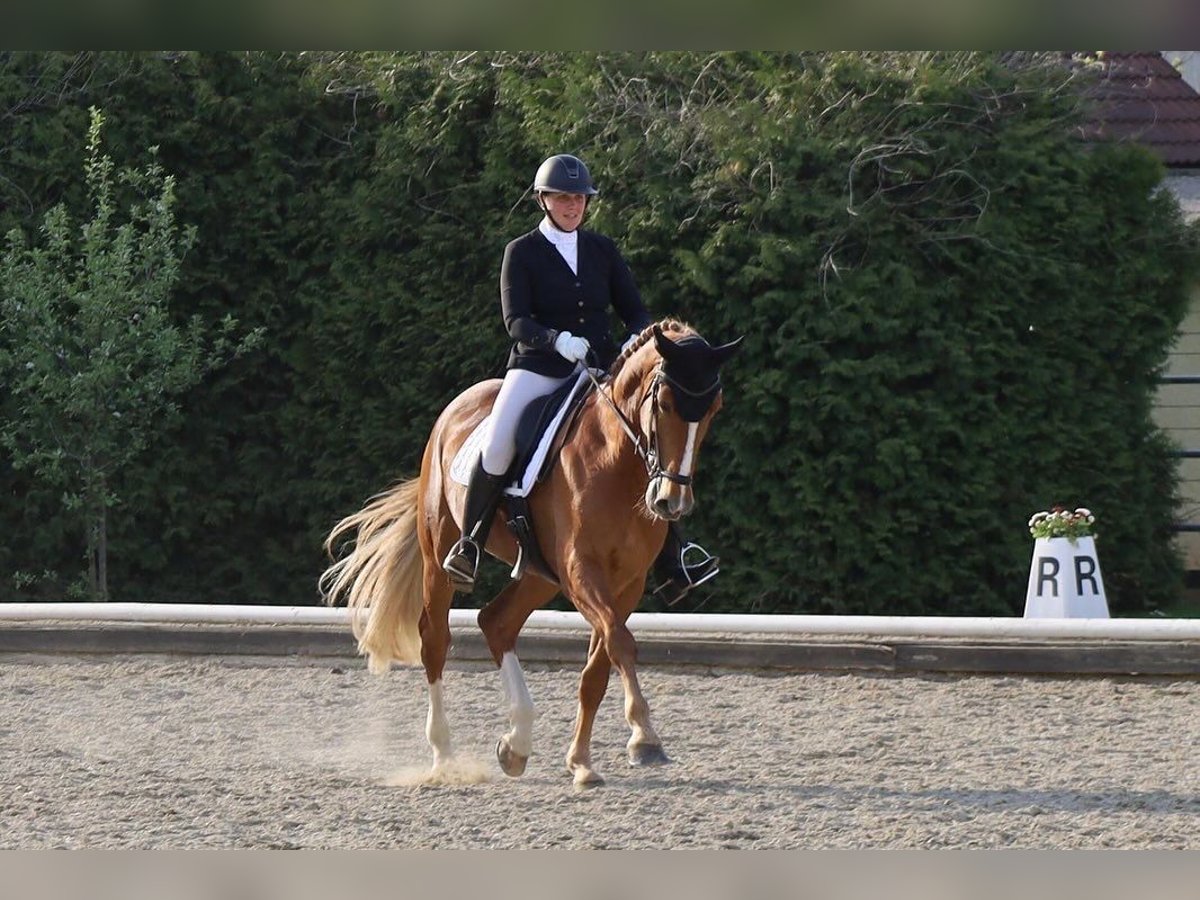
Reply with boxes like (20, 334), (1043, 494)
(496, 738), (529, 778)
(628, 743), (671, 766)
(569, 765), (605, 789)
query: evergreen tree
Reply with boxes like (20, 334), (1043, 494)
(0, 107), (260, 600)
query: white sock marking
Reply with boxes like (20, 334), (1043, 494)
(426, 679), (452, 763)
(500, 652), (535, 757)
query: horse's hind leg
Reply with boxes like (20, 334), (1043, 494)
(477, 576), (559, 777)
(565, 629), (611, 788)
(418, 564), (456, 772)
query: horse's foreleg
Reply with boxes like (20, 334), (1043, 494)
(419, 568), (455, 772)
(477, 577), (559, 777)
(572, 570), (670, 770)
(603, 619), (670, 767)
(566, 628), (611, 788)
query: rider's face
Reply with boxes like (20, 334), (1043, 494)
(541, 192), (587, 231)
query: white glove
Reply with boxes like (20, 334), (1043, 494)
(553, 331), (591, 364)
(620, 334), (638, 355)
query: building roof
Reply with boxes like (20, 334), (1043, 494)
(1078, 51), (1200, 167)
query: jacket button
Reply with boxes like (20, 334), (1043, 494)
(578, 301), (584, 307)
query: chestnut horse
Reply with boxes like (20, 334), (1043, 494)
(320, 319), (740, 787)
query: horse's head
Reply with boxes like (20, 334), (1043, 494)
(638, 324), (742, 520)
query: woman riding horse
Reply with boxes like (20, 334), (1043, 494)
(321, 155), (742, 786)
(441, 153), (719, 605)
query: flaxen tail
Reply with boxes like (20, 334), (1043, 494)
(319, 478), (424, 673)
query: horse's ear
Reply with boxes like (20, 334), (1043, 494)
(653, 324), (679, 360)
(711, 335), (744, 366)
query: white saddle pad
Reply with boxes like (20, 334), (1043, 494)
(449, 369), (592, 498)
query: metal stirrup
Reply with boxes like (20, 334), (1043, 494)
(443, 537), (479, 583)
(680, 542), (719, 584)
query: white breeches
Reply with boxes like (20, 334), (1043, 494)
(480, 367), (576, 476)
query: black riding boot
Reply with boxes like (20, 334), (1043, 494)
(442, 458), (508, 592)
(653, 522), (719, 606)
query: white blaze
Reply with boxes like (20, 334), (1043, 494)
(678, 423), (699, 477)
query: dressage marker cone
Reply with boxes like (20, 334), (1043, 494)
(1024, 536), (1109, 618)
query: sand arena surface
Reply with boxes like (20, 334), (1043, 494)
(2, 654), (1198, 849)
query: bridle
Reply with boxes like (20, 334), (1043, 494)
(582, 363), (720, 490)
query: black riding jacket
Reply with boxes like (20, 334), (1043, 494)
(500, 227), (652, 378)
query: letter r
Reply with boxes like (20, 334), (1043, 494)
(1075, 555), (1099, 596)
(1037, 557), (1059, 597)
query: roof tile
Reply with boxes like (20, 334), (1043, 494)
(1078, 51), (1200, 166)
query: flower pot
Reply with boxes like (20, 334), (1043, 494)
(1023, 535), (1109, 618)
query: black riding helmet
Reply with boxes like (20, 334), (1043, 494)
(533, 154), (599, 196)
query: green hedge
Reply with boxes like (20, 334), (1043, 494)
(1, 51), (1197, 614)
